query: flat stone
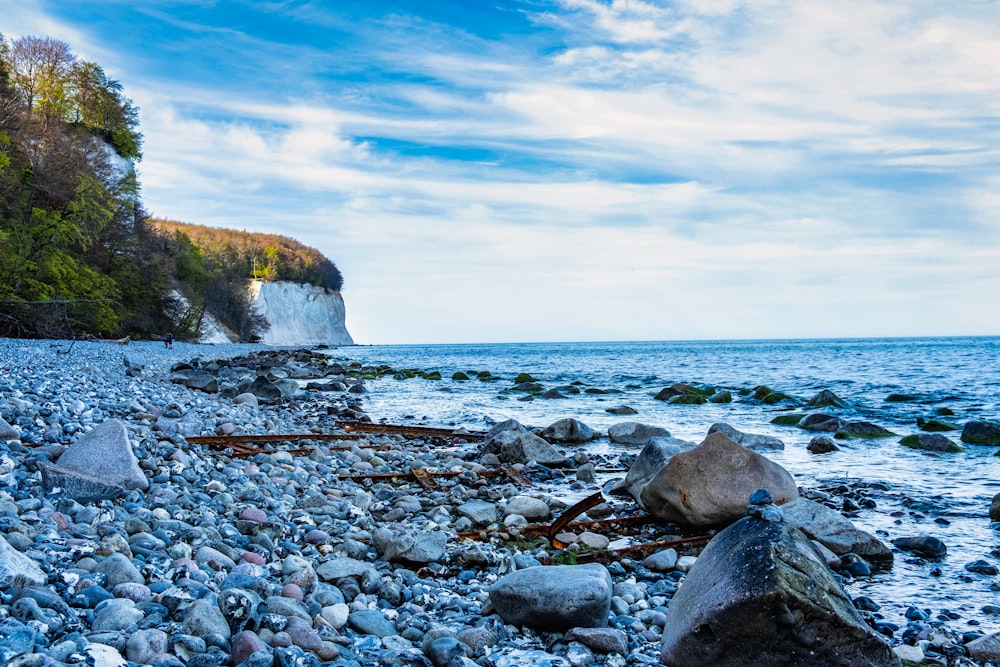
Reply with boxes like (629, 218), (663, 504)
(489, 563), (612, 632)
(0, 534), (47, 589)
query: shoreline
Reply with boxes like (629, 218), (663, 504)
(0, 338), (997, 666)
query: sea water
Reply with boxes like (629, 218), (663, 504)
(332, 337), (1000, 632)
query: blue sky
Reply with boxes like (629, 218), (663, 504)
(5, 1), (999, 344)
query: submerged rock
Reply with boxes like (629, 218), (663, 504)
(660, 516), (900, 667)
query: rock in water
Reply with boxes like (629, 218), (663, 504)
(660, 517), (900, 667)
(539, 418), (595, 443)
(639, 432), (797, 527)
(707, 422), (784, 450)
(489, 564), (612, 632)
(781, 498), (893, 568)
(40, 419), (148, 502)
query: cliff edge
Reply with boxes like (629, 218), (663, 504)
(249, 280), (354, 346)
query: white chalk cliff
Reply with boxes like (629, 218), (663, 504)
(249, 280), (354, 346)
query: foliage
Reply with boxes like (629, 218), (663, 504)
(0, 32), (343, 342)
(151, 219), (344, 291)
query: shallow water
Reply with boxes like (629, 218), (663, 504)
(331, 337), (1000, 634)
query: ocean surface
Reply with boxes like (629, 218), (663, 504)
(330, 337), (1000, 632)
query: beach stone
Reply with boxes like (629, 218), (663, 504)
(231, 630), (270, 666)
(232, 392), (259, 407)
(638, 432), (798, 527)
(263, 595), (312, 622)
(125, 628), (169, 664)
(315, 557), (377, 582)
(0, 534), (47, 589)
(892, 535), (947, 559)
(660, 516), (900, 667)
(643, 548), (678, 572)
(0, 416), (18, 440)
(900, 433), (962, 452)
(94, 552), (145, 587)
(707, 422), (784, 450)
(425, 636), (469, 666)
(539, 418), (595, 443)
(195, 546), (237, 571)
(457, 499), (499, 525)
(504, 495), (551, 521)
(373, 526), (447, 564)
(781, 498), (893, 568)
(348, 609), (396, 637)
(798, 413), (845, 432)
(564, 627), (628, 655)
(618, 436), (695, 500)
(40, 419), (148, 501)
(83, 643), (128, 667)
(489, 563), (612, 632)
(184, 598), (232, 639)
(962, 420), (1000, 445)
(605, 406), (638, 415)
(966, 631), (1000, 663)
(0, 618), (37, 662)
(92, 598), (144, 632)
(218, 587), (264, 634)
(607, 422), (671, 446)
(482, 429), (567, 467)
(247, 377), (284, 403)
(172, 370), (219, 393)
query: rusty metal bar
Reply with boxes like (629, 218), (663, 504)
(186, 433), (360, 446)
(338, 469), (465, 484)
(186, 433), (391, 459)
(548, 492), (608, 549)
(337, 421), (486, 441)
(458, 512), (659, 541)
(574, 534), (713, 564)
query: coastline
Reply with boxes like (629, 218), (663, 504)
(0, 337), (997, 666)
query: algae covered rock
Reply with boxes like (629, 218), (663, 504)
(962, 421), (1000, 446)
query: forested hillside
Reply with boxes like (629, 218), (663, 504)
(0, 33), (343, 342)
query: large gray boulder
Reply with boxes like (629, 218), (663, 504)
(639, 432), (797, 527)
(617, 436), (695, 501)
(607, 422), (671, 446)
(539, 418), (596, 443)
(489, 564), (611, 632)
(40, 419), (148, 502)
(707, 422), (784, 450)
(660, 517), (900, 667)
(780, 498), (893, 568)
(481, 429), (567, 467)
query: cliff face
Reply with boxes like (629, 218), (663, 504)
(249, 280), (354, 346)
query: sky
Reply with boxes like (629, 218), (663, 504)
(3, 1), (999, 344)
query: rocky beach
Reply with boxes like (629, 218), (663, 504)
(1, 338), (999, 667)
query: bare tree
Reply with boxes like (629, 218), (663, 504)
(6, 36), (74, 118)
